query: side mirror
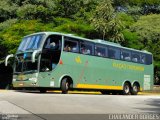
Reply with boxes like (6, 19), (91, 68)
(5, 54), (14, 66)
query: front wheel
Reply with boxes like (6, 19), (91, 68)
(131, 83), (139, 95)
(61, 78), (69, 94)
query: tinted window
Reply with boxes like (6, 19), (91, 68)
(108, 47), (120, 59)
(132, 52), (140, 63)
(44, 35), (62, 50)
(95, 45), (106, 57)
(146, 54), (152, 65)
(141, 54), (146, 64)
(80, 42), (94, 55)
(121, 50), (131, 61)
(64, 37), (79, 53)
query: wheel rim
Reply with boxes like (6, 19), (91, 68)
(133, 85), (138, 92)
(124, 85), (129, 94)
(66, 82), (69, 90)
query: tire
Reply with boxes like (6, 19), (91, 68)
(61, 78), (69, 94)
(122, 82), (131, 95)
(131, 83), (139, 95)
(40, 89), (47, 93)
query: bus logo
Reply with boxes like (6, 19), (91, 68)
(75, 56), (82, 63)
(18, 74), (25, 80)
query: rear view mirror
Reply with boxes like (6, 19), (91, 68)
(5, 54), (14, 66)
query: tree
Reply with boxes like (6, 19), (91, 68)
(90, 0), (124, 43)
(116, 12), (137, 47)
(55, 0), (97, 21)
(53, 18), (96, 38)
(0, 0), (18, 22)
(16, 0), (56, 22)
(130, 14), (160, 84)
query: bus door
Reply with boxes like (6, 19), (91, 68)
(39, 35), (62, 85)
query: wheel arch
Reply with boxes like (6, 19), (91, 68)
(59, 74), (73, 88)
(122, 80), (132, 88)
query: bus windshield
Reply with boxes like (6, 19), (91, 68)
(15, 59), (38, 73)
(18, 34), (44, 52)
(14, 53), (39, 73)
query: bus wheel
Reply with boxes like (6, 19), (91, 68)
(61, 78), (69, 94)
(122, 82), (130, 95)
(131, 83), (139, 95)
(40, 89), (47, 93)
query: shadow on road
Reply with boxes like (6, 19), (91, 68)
(135, 98), (160, 113)
(13, 90), (60, 94)
(13, 90), (103, 95)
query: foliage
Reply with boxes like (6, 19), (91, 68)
(0, 0), (18, 22)
(53, 18), (96, 38)
(90, 0), (124, 43)
(121, 29), (139, 48)
(55, 0), (97, 20)
(17, 0), (56, 21)
(0, 19), (18, 31)
(131, 14), (160, 67)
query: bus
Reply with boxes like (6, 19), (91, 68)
(5, 32), (153, 95)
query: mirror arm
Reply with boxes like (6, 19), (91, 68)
(32, 50), (41, 63)
(5, 54), (14, 66)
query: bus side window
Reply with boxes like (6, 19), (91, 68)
(64, 37), (79, 53)
(95, 45), (106, 57)
(44, 36), (61, 50)
(80, 42), (94, 55)
(121, 50), (131, 61)
(141, 54), (146, 64)
(108, 47), (120, 59)
(146, 54), (152, 65)
(132, 52), (140, 63)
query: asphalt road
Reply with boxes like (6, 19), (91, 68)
(0, 90), (160, 120)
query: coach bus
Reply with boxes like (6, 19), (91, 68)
(5, 32), (153, 95)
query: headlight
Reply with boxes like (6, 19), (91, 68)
(29, 78), (37, 82)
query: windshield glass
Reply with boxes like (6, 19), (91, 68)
(15, 59), (38, 73)
(14, 53), (38, 73)
(18, 34), (44, 52)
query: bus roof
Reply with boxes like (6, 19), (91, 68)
(25, 32), (152, 55)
